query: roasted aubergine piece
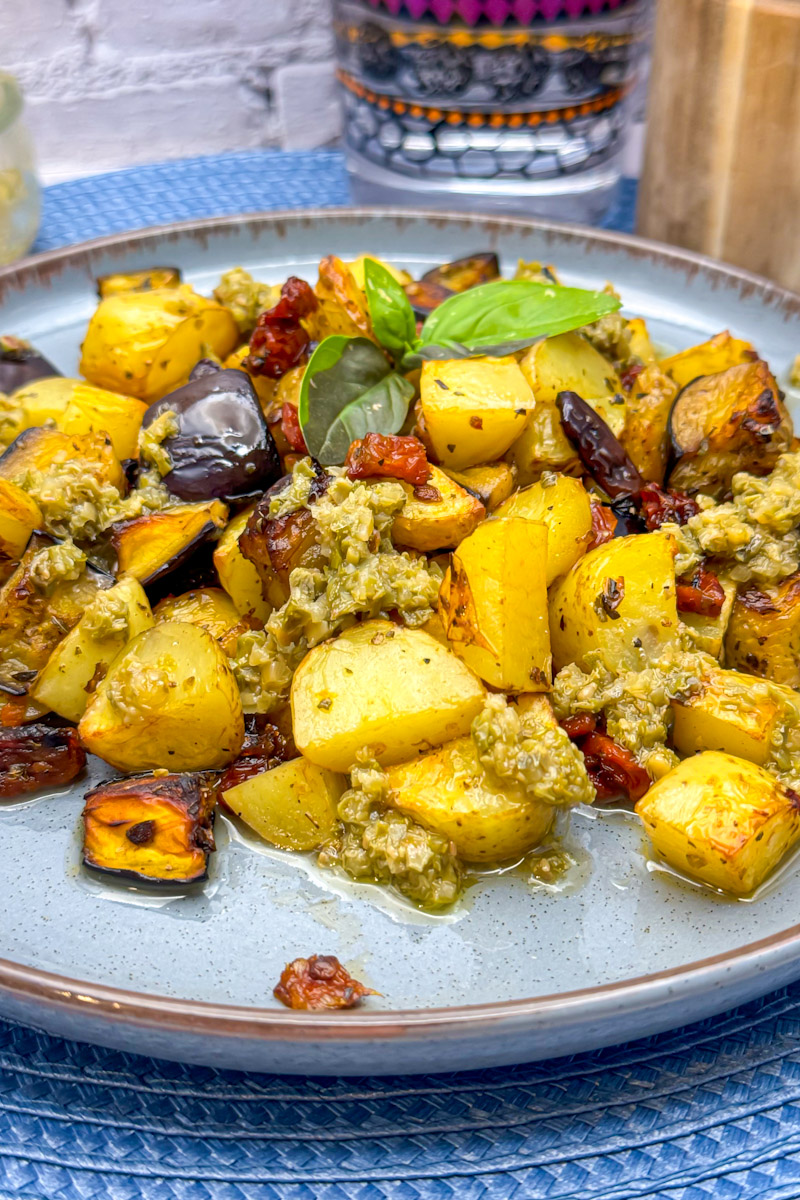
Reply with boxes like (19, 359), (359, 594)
(110, 500), (228, 587)
(0, 724), (85, 798)
(82, 773), (216, 884)
(0, 336), (61, 393)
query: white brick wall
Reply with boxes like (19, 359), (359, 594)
(1, 0), (342, 182)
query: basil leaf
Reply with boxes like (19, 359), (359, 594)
(299, 335), (414, 465)
(317, 372), (415, 465)
(364, 257), (417, 359)
(400, 336), (545, 371)
(419, 279), (620, 352)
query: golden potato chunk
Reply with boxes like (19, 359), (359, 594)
(620, 364), (677, 485)
(79, 621), (244, 773)
(549, 532), (679, 672)
(32, 575), (154, 723)
(636, 751), (800, 895)
(154, 587), (242, 651)
(386, 735), (553, 863)
(213, 505), (273, 623)
(494, 474), (592, 584)
(291, 620), (485, 772)
(221, 757), (345, 851)
(79, 285), (238, 401)
(724, 574), (800, 688)
(520, 330), (622, 403)
(0, 480), (42, 564)
(420, 356), (531, 470)
(660, 330), (756, 390)
(670, 666), (792, 766)
(392, 465), (485, 551)
(443, 462), (515, 512)
(441, 517), (551, 691)
(680, 574), (737, 659)
(58, 381), (149, 461)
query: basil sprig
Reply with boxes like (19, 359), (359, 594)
(364, 258), (417, 360)
(299, 336), (414, 466)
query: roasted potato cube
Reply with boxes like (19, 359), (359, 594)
(391, 465), (485, 551)
(97, 267), (182, 298)
(724, 574), (800, 687)
(0, 724), (85, 798)
(441, 517), (551, 692)
(79, 285), (239, 402)
(521, 330), (623, 403)
(620, 364), (677, 485)
(671, 666), (794, 766)
(0, 426), (125, 494)
(668, 360), (792, 497)
(636, 751), (800, 895)
(660, 330), (756, 390)
(443, 462), (515, 512)
(626, 317), (657, 366)
(494, 474), (592, 584)
(507, 395), (625, 487)
(291, 619), (485, 772)
(386, 733), (553, 862)
(32, 575), (153, 722)
(154, 586), (242, 651)
(221, 756), (344, 851)
(419, 357), (531, 470)
(549, 532), (679, 672)
(111, 500), (228, 587)
(58, 381), (149, 461)
(0, 480), (42, 565)
(82, 773), (216, 884)
(680, 574), (737, 659)
(0, 532), (113, 695)
(79, 621), (244, 772)
(7, 376), (74, 435)
(213, 506), (272, 623)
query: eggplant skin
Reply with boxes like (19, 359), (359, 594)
(0, 337), (61, 394)
(142, 368), (282, 503)
(82, 773), (216, 884)
(0, 725), (85, 799)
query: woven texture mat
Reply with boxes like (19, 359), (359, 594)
(4, 151), (791, 1200)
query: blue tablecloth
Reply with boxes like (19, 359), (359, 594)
(5, 149), (798, 1200)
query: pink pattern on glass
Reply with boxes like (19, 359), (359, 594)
(362, 0), (633, 20)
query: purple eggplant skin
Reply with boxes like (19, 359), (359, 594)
(556, 390), (645, 500)
(189, 358), (223, 381)
(0, 337), (61, 394)
(142, 367), (282, 504)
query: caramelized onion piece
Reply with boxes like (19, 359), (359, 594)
(273, 955), (378, 1010)
(0, 724), (85, 798)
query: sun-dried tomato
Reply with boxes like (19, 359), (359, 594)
(619, 360), (645, 392)
(244, 277), (318, 380)
(676, 564), (726, 617)
(281, 402), (308, 454)
(218, 717), (294, 795)
(580, 731), (651, 802)
(274, 955), (378, 1010)
(345, 432), (431, 487)
(561, 713), (597, 740)
(587, 502), (616, 550)
(0, 724), (85, 798)
(639, 484), (700, 530)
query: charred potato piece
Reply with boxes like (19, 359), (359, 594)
(668, 360), (792, 497)
(0, 480), (42, 565)
(79, 621), (244, 773)
(443, 462), (515, 512)
(0, 336), (61, 394)
(660, 331), (757, 390)
(620, 364), (677, 485)
(291, 619), (485, 772)
(111, 500), (228, 587)
(636, 750), (800, 895)
(0, 426), (126, 494)
(549, 532), (679, 673)
(96, 267), (182, 298)
(441, 517), (551, 692)
(494, 474), (592, 585)
(32, 576), (154, 723)
(79, 285), (239, 402)
(0, 724), (85, 798)
(420, 357), (531, 470)
(724, 574), (800, 687)
(142, 367), (281, 503)
(221, 756), (345, 851)
(213, 506), (272, 622)
(82, 772), (216, 884)
(0, 532), (113, 696)
(392, 465), (485, 552)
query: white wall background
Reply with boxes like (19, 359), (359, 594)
(2, 0), (341, 182)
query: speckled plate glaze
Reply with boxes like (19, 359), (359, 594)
(1, 210), (799, 1077)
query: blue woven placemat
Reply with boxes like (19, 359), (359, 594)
(6, 150), (793, 1200)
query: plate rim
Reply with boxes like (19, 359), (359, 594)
(2, 205), (800, 1044)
